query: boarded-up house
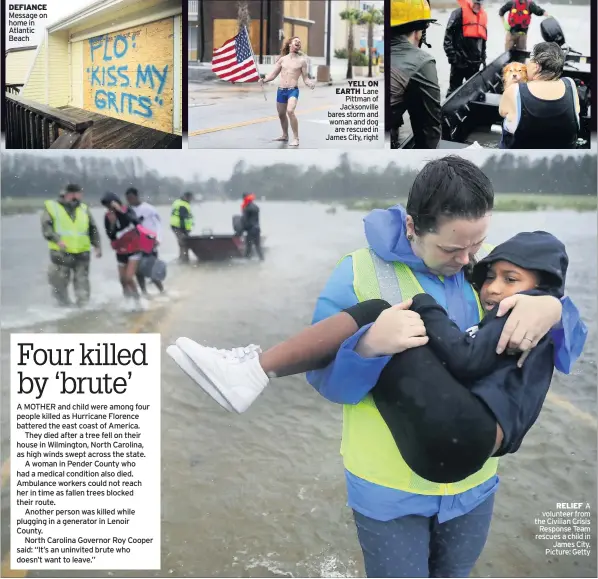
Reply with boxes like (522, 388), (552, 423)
(20, 0), (182, 136)
(189, 0), (325, 63)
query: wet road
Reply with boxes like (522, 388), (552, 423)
(1, 202), (596, 577)
(188, 81), (384, 150)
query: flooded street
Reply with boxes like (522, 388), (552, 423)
(426, 2), (592, 97)
(1, 202), (596, 577)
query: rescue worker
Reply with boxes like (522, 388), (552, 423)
(170, 192), (194, 263)
(41, 184), (101, 307)
(389, 0), (441, 149)
(499, 0), (550, 51)
(241, 193), (263, 261)
(444, 0), (488, 97)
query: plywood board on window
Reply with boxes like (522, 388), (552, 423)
(213, 19), (238, 51)
(82, 17), (174, 133)
(284, 21), (292, 44)
(284, 22), (308, 54)
(71, 41), (83, 107)
(284, 0), (309, 20)
(249, 20), (267, 54)
(213, 19), (266, 56)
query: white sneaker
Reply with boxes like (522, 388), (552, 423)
(166, 344), (235, 412)
(174, 337), (270, 413)
(204, 344), (262, 357)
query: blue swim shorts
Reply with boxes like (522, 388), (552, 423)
(276, 87), (299, 104)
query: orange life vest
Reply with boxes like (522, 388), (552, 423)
(459, 0), (488, 40)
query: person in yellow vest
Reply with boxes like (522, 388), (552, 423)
(165, 156), (586, 576)
(444, 0), (488, 97)
(40, 184), (102, 307)
(170, 192), (194, 263)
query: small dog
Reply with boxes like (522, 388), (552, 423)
(502, 62), (528, 89)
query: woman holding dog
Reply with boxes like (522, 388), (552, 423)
(300, 156), (584, 577)
(499, 41), (580, 148)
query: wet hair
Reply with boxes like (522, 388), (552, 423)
(125, 187), (139, 198)
(406, 155), (494, 236)
(65, 183), (82, 193)
(530, 42), (565, 80)
(280, 36), (300, 57)
(101, 192), (122, 207)
(182, 191), (193, 200)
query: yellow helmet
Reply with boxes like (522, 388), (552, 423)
(390, 0), (436, 28)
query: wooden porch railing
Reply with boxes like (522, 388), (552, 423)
(6, 84), (23, 95)
(5, 93), (94, 149)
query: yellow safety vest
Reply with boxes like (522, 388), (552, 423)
(45, 200), (91, 254)
(340, 243), (499, 495)
(170, 199), (193, 231)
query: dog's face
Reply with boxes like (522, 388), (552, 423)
(503, 63), (528, 86)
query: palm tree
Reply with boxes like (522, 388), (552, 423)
(359, 5), (384, 78)
(237, 0), (250, 33)
(339, 7), (361, 80)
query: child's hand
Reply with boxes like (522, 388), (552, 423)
(356, 299), (428, 357)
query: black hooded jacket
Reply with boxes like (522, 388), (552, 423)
(242, 201), (260, 233)
(408, 231), (568, 456)
(390, 34), (441, 149)
(101, 192), (141, 242)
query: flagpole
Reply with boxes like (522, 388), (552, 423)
(246, 25), (267, 101)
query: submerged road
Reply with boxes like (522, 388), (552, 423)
(188, 80), (384, 150)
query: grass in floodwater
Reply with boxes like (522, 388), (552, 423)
(2, 194), (597, 216)
(346, 194), (597, 213)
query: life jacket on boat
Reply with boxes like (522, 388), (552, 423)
(507, 0), (531, 29)
(459, 0), (488, 40)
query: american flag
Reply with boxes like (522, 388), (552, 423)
(211, 26), (260, 83)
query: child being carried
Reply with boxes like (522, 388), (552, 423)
(167, 231), (579, 484)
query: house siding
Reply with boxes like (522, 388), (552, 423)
(5, 49), (36, 84)
(48, 31), (71, 107)
(17, 1), (182, 136)
(20, 41), (47, 102)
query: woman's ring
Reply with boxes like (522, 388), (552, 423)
(522, 337), (533, 343)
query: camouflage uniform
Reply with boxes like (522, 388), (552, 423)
(41, 198), (101, 307)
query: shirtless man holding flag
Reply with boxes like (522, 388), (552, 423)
(259, 36), (315, 147)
